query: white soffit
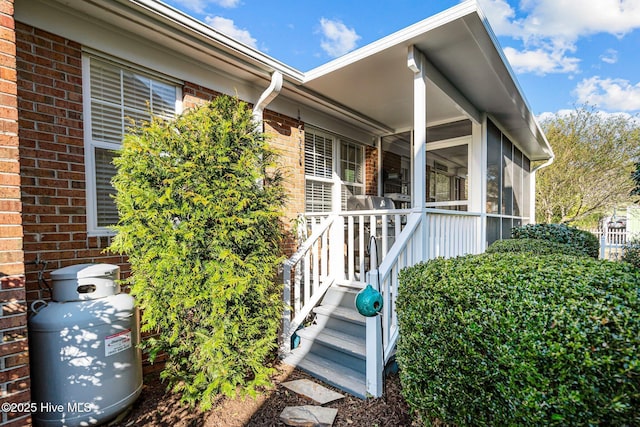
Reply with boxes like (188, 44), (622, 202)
(302, 0), (552, 160)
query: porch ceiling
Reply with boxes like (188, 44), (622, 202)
(301, 1), (553, 162)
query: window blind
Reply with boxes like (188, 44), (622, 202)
(87, 55), (178, 230)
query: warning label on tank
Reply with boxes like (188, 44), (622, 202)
(105, 329), (132, 357)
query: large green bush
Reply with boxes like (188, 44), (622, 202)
(486, 238), (586, 257)
(511, 223), (599, 258)
(109, 96), (286, 408)
(396, 253), (640, 426)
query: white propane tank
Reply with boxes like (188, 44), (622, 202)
(28, 264), (142, 426)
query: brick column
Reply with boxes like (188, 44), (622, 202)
(0, 1), (29, 426)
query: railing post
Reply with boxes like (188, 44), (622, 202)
(365, 268), (383, 398)
(281, 262), (292, 354)
(365, 241), (383, 398)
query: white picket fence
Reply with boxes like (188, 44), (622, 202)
(585, 227), (639, 260)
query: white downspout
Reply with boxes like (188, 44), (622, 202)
(253, 71), (283, 130)
(252, 71), (283, 191)
(529, 155), (555, 224)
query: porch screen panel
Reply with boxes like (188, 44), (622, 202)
(87, 55), (178, 232)
(486, 121), (501, 214)
(523, 157), (531, 221)
(513, 147), (523, 217)
(485, 118), (535, 247)
(502, 137), (513, 215)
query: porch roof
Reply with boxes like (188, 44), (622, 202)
(301, 1), (552, 161)
(24, 0), (552, 161)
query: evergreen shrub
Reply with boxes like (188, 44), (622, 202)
(486, 238), (586, 257)
(622, 239), (640, 269)
(396, 253), (640, 426)
(109, 96), (286, 408)
(511, 223), (599, 258)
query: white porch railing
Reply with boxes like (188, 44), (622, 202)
(281, 207), (482, 397)
(282, 209), (412, 352)
(281, 215), (337, 353)
(366, 208), (482, 396)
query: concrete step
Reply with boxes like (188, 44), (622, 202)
(283, 351), (367, 399)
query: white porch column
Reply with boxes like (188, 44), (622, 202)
(408, 46), (426, 210)
(408, 46), (428, 260)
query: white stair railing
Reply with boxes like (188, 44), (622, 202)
(281, 214), (337, 354)
(365, 209), (482, 397)
(339, 209), (412, 285)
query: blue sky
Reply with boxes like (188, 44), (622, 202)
(163, 0), (640, 117)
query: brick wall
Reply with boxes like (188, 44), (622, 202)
(184, 83), (305, 256)
(16, 23), (129, 306)
(0, 2), (30, 426)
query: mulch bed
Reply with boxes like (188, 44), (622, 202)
(110, 362), (417, 426)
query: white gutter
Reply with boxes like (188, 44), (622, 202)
(253, 71), (283, 130)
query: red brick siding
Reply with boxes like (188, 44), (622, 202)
(183, 83), (305, 256)
(16, 23), (129, 308)
(263, 110), (304, 255)
(0, 2), (30, 426)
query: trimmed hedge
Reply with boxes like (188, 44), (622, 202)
(486, 238), (587, 257)
(511, 223), (599, 258)
(396, 253), (640, 426)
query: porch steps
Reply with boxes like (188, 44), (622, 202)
(282, 285), (367, 398)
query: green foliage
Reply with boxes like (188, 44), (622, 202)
(108, 96), (286, 409)
(486, 238), (586, 257)
(622, 239), (640, 269)
(536, 106), (640, 223)
(511, 223), (599, 258)
(396, 253), (640, 426)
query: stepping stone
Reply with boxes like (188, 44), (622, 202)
(282, 379), (345, 404)
(280, 405), (338, 427)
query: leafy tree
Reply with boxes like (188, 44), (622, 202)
(631, 161), (640, 196)
(108, 95), (286, 409)
(535, 107), (640, 224)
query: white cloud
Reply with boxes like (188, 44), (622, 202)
(504, 46), (579, 75)
(171, 0), (240, 13)
(600, 49), (618, 64)
(574, 76), (640, 112)
(204, 16), (257, 48)
(476, 0), (640, 75)
(319, 18), (361, 58)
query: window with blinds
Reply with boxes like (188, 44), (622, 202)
(85, 54), (179, 232)
(304, 129), (334, 212)
(304, 128), (365, 213)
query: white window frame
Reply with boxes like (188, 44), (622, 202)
(304, 127), (367, 214)
(425, 136), (471, 210)
(82, 52), (183, 236)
